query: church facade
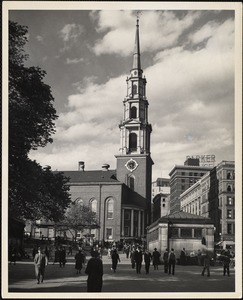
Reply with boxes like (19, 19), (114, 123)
(48, 19), (153, 246)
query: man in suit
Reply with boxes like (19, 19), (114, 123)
(143, 249), (152, 274)
(34, 247), (48, 284)
(168, 248), (176, 275)
(180, 247), (187, 265)
(152, 248), (161, 270)
(163, 248), (169, 273)
(134, 246), (143, 274)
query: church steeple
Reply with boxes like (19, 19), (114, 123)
(118, 18), (152, 156)
(132, 18), (141, 71)
(115, 16), (153, 227)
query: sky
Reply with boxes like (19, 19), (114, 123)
(8, 5), (238, 181)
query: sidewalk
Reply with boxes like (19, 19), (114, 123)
(6, 253), (236, 295)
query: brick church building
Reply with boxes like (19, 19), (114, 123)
(48, 19), (153, 246)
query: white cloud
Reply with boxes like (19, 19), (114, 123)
(59, 23), (85, 53)
(189, 19), (234, 51)
(92, 11), (201, 56)
(60, 24), (85, 42)
(143, 17), (234, 177)
(65, 57), (84, 64)
(72, 76), (98, 92)
(36, 35), (44, 42)
(29, 12), (235, 181)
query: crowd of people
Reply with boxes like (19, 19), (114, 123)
(107, 245), (178, 276)
(9, 241), (235, 292)
(8, 244), (30, 264)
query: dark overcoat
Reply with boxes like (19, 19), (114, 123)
(85, 257), (103, 292)
(75, 251), (85, 270)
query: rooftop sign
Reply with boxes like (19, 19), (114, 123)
(186, 155), (216, 167)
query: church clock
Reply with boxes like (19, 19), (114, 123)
(125, 158), (138, 172)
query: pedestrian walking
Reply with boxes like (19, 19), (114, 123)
(9, 246), (17, 265)
(53, 247), (59, 265)
(143, 249), (152, 274)
(125, 245), (130, 259)
(163, 248), (169, 273)
(107, 247), (111, 258)
(110, 245), (116, 257)
(68, 245), (73, 255)
(34, 247), (48, 284)
(111, 249), (120, 272)
(59, 246), (66, 267)
(45, 246), (50, 260)
(75, 249), (85, 274)
(197, 249), (202, 266)
(180, 247), (187, 265)
(130, 247), (136, 269)
(168, 248), (176, 275)
(134, 246), (143, 274)
(222, 250), (231, 276)
(152, 248), (161, 270)
(201, 252), (210, 277)
(85, 250), (103, 292)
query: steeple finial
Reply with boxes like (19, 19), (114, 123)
(136, 11), (140, 26)
(132, 12), (141, 70)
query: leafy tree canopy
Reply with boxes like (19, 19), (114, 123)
(56, 202), (99, 235)
(8, 21), (71, 221)
(9, 161), (71, 222)
(9, 21), (57, 158)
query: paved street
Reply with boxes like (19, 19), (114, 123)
(6, 253), (235, 297)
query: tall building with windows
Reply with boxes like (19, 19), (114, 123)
(152, 178), (170, 199)
(28, 19), (153, 246)
(169, 158), (212, 213)
(152, 193), (170, 222)
(180, 161), (235, 247)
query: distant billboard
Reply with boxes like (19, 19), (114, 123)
(186, 155), (216, 167)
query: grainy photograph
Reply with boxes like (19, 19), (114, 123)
(2, 1), (242, 299)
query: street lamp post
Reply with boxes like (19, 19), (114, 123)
(167, 220), (172, 250)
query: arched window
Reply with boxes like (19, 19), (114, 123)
(129, 176), (135, 191)
(227, 172), (232, 179)
(227, 185), (232, 192)
(131, 106), (137, 119)
(129, 133), (137, 152)
(90, 199), (97, 213)
(75, 198), (83, 206)
(107, 199), (114, 219)
(132, 84), (137, 95)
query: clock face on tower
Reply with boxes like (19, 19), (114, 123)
(125, 158), (138, 172)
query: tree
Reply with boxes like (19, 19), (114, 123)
(9, 21), (57, 158)
(56, 202), (99, 242)
(8, 21), (71, 221)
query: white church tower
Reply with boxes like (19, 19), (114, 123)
(116, 18), (153, 225)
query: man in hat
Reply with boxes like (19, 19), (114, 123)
(163, 248), (169, 273)
(152, 248), (161, 270)
(111, 249), (120, 272)
(168, 248), (176, 275)
(85, 250), (103, 292)
(34, 247), (48, 284)
(143, 249), (152, 274)
(201, 251), (210, 277)
(134, 246), (143, 274)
